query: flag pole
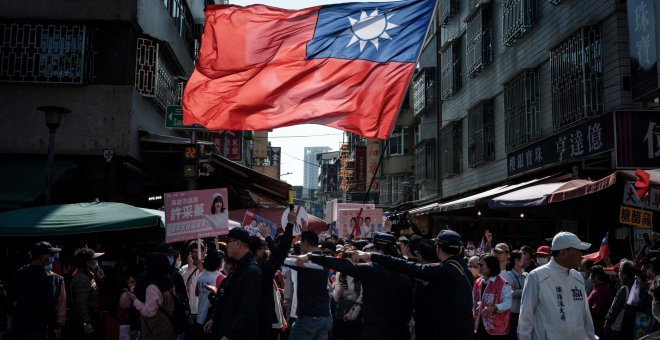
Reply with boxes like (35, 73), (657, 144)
(362, 0), (438, 205)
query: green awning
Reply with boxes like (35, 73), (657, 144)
(0, 160), (74, 207)
(0, 202), (162, 236)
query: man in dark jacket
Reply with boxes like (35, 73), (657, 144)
(252, 210), (295, 340)
(8, 241), (62, 340)
(297, 232), (413, 340)
(353, 230), (474, 340)
(205, 227), (262, 340)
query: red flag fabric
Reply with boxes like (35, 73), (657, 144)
(635, 168), (651, 200)
(183, 0), (435, 139)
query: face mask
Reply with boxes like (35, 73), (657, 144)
(44, 256), (54, 272)
(92, 259), (99, 270)
(465, 249), (475, 257)
(537, 257), (549, 266)
(168, 255), (175, 266)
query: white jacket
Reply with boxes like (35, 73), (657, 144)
(517, 259), (595, 340)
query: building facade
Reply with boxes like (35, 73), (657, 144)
(303, 146), (332, 191)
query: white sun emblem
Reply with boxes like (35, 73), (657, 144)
(342, 9), (398, 52)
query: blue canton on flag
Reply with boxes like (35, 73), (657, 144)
(306, 0), (435, 63)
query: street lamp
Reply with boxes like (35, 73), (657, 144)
(38, 106), (71, 205)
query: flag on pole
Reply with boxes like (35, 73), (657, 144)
(582, 232), (610, 263)
(183, 0), (436, 139)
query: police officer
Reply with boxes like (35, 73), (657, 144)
(296, 232), (413, 340)
(353, 230), (474, 340)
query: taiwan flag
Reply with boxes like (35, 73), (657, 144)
(583, 232), (610, 263)
(183, 0), (436, 139)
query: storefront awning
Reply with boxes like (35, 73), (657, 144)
(0, 159), (74, 209)
(547, 172), (617, 203)
(488, 180), (591, 208)
(408, 176), (550, 216)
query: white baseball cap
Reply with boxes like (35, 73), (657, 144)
(551, 232), (591, 251)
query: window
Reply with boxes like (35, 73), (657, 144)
(136, 37), (182, 109)
(468, 100), (495, 167)
(391, 175), (405, 204)
(440, 38), (462, 100)
(387, 127), (409, 156)
(441, 120), (463, 177)
(466, 4), (493, 78)
(551, 25), (603, 131)
(503, 0), (536, 46)
(414, 139), (436, 182)
(380, 177), (391, 204)
(413, 68), (435, 116)
(504, 68), (540, 151)
(440, 0), (459, 27)
(0, 21), (90, 84)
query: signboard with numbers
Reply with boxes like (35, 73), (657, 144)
(507, 113), (613, 176)
(619, 205), (653, 228)
(164, 188), (229, 243)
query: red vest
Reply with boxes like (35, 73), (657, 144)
(472, 276), (511, 335)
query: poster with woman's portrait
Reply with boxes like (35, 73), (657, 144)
(164, 188), (229, 243)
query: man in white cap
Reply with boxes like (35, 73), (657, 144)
(518, 231), (595, 340)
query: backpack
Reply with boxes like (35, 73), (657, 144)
(159, 289), (190, 335)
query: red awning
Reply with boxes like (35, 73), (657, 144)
(547, 172), (617, 203)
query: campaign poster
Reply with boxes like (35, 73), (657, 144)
(164, 188), (229, 243)
(242, 211), (278, 238)
(336, 208), (383, 239)
(280, 205), (309, 236)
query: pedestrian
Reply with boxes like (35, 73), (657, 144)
(70, 247), (104, 339)
(157, 243), (190, 340)
(353, 230), (474, 339)
(412, 238), (439, 340)
(473, 254), (512, 339)
(588, 265), (613, 338)
(581, 259), (595, 296)
(520, 246), (536, 272)
(287, 229), (333, 340)
(494, 243), (511, 273)
(604, 260), (636, 338)
(7, 241), (62, 340)
(253, 209), (295, 340)
(127, 253), (176, 340)
(45, 248), (67, 340)
(503, 250), (528, 340)
(298, 232), (414, 340)
(204, 227), (262, 339)
(195, 250), (223, 339)
(180, 240), (205, 328)
(533, 246), (551, 267)
(518, 231), (595, 340)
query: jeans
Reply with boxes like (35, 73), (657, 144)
(289, 316), (333, 340)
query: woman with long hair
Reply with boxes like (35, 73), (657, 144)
(473, 254), (512, 339)
(205, 193), (228, 229)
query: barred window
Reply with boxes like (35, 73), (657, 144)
(503, 0), (536, 47)
(413, 68), (435, 116)
(504, 68), (540, 151)
(379, 176), (391, 204)
(550, 25), (603, 131)
(391, 175), (405, 204)
(414, 139), (436, 182)
(135, 37), (183, 110)
(440, 38), (462, 100)
(466, 4), (493, 78)
(441, 120), (463, 178)
(440, 0), (459, 27)
(0, 21), (90, 84)
(468, 100), (495, 167)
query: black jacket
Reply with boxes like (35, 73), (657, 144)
(9, 264), (57, 332)
(212, 251), (262, 340)
(256, 222), (294, 338)
(371, 254), (474, 340)
(310, 254), (413, 340)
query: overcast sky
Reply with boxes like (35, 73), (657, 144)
(226, 0), (398, 187)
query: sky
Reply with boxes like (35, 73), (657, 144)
(229, 0), (398, 187)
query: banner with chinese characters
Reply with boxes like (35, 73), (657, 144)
(354, 146), (367, 192)
(366, 138), (380, 191)
(507, 113), (613, 176)
(619, 205), (653, 228)
(212, 131), (243, 161)
(627, 0), (658, 101)
(326, 164), (338, 194)
(164, 188), (229, 243)
(336, 208), (383, 239)
(622, 180), (660, 211)
(615, 111), (660, 168)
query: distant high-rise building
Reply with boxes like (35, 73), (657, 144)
(304, 146), (332, 190)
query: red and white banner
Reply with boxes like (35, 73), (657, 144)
(164, 188), (229, 243)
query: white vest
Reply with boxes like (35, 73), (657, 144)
(518, 259), (595, 340)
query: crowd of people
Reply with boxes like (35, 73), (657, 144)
(2, 212), (660, 340)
